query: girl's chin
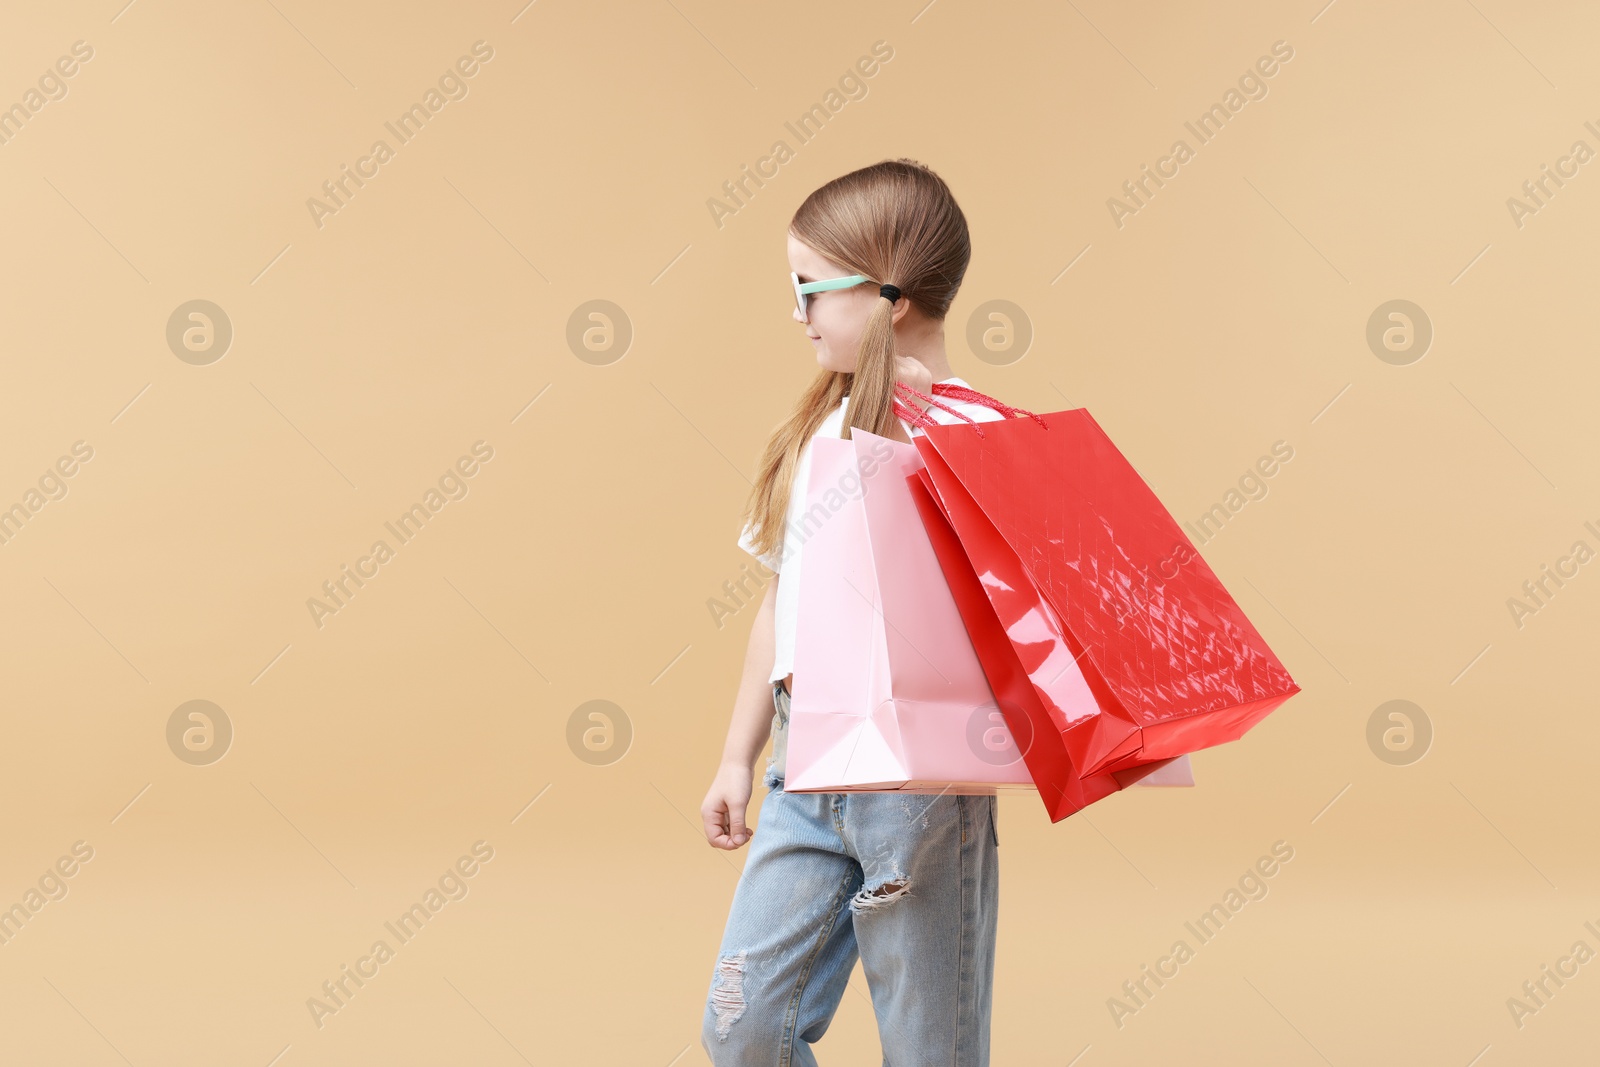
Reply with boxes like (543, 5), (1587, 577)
(817, 353), (849, 372)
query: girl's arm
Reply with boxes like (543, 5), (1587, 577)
(701, 575), (779, 849)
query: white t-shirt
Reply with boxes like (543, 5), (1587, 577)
(737, 377), (1009, 685)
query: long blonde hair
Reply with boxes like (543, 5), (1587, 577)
(740, 158), (971, 565)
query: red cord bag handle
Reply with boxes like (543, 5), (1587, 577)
(891, 381), (1048, 438)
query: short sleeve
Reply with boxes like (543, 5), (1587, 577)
(738, 520), (782, 574)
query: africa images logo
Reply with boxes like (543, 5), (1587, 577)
(306, 41), (495, 230)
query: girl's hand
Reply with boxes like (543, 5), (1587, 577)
(701, 762), (756, 850)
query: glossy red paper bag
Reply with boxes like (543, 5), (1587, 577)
(907, 472), (1192, 822)
(907, 401), (1299, 819)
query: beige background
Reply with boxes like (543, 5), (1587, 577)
(0, 0), (1596, 1063)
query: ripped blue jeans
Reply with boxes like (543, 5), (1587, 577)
(702, 679), (1001, 1065)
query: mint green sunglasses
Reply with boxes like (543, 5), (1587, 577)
(791, 270), (867, 323)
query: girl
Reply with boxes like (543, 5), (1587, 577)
(699, 159), (1007, 1066)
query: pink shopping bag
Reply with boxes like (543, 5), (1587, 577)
(785, 428), (1038, 794)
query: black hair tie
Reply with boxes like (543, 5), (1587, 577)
(879, 283), (901, 304)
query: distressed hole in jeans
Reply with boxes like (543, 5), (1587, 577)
(710, 950), (747, 1039)
(850, 877), (912, 912)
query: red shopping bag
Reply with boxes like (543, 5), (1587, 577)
(907, 471), (1193, 820)
(894, 382), (1297, 823)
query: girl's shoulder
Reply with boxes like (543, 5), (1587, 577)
(818, 381), (1008, 438)
(938, 401), (1008, 424)
(916, 381), (1009, 431)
